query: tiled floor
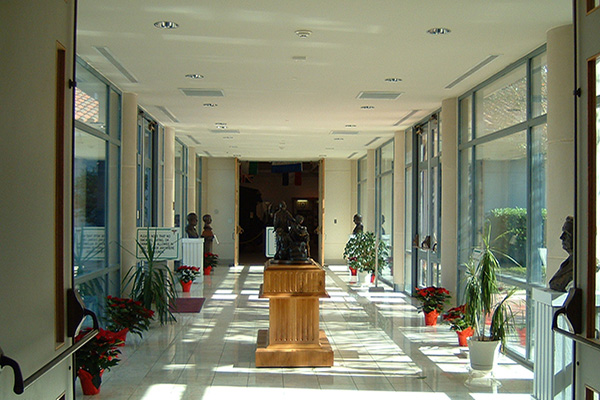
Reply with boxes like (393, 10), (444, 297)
(77, 264), (534, 399)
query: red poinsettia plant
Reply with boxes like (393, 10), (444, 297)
(442, 304), (472, 331)
(75, 328), (123, 378)
(204, 252), (219, 268)
(175, 265), (201, 283)
(105, 296), (154, 338)
(414, 286), (451, 313)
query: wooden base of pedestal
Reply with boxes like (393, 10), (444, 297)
(255, 329), (334, 367)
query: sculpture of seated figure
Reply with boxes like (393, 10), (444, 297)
(185, 212), (199, 238)
(272, 201), (310, 262)
(289, 215), (310, 261)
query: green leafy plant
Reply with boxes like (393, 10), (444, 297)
(105, 296), (154, 338)
(343, 231), (389, 273)
(464, 227), (516, 347)
(122, 228), (177, 325)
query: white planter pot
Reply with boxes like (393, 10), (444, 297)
(467, 338), (501, 371)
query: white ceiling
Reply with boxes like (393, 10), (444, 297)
(76, 1), (571, 161)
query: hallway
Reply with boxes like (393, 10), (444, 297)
(79, 265), (533, 399)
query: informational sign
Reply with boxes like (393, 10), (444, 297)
(136, 228), (180, 260)
(73, 227), (106, 263)
(265, 226), (276, 257)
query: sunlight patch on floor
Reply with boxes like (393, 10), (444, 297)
(141, 384), (186, 399)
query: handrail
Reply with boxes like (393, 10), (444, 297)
(0, 290), (99, 395)
(552, 287), (600, 351)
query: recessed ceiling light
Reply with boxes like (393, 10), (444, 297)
(203, 103), (218, 108)
(334, 138), (344, 141)
(154, 21), (179, 29)
(385, 78), (403, 82)
(215, 122), (227, 129)
(361, 105), (375, 110)
(295, 29), (312, 38)
(292, 56), (307, 62)
(345, 124), (357, 128)
(427, 27), (451, 35)
(223, 136), (234, 140)
(185, 74), (204, 79)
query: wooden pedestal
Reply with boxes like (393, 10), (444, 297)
(255, 260), (334, 367)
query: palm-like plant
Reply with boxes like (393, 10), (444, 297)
(122, 228), (177, 325)
(464, 227), (516, 348)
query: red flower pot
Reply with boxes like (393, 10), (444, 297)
(370, 273), (376, 283)
(181, 280), (193, 292)
(114, 328), (128, 346)
(349, 267), (357, 276)
(78, 369), (104, 395)
(424, 310), (439, 326)
(204, 266), (212, 275)
(456, 326), (474, 346)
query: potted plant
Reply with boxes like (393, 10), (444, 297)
(464, 228), (516, 371)
(123, 228), (178, 325)
(105, 296), (154, 342)
(414, 286), (451, 325)
(75, 328), (123, 395)
(203, 252), (218, 275)
(175, 265), (201, 291)
(343, 231), (389, 282)
(442, 304), (474, 346)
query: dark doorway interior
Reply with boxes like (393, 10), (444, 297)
(238, 161), (320, 265)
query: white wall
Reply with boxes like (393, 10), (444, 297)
(205, 158), (237, 263)
(0, 1), (76, 399)
(323, 159), (354, 263)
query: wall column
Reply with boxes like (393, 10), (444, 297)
(366, 149), (376, 232)
(164, 127), (175, 228)
(393, 130), (406, 291)
(440, 98), (459, 301)
(187, 147), (197, 214)
(546, 24), (575, 280)
(121, 93), (138, 278)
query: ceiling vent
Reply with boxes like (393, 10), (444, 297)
(94, 46), (138, 83)
(394, 110), (420, 126)
(330, 130), (359, 135)
(180, 88), (225, 97)
(156, 105), (179, 123)
(209, 129), (240, 134)
(357, 91), (403, 100)
(364, 137), (381, 146)
(445, 55), (500, 89)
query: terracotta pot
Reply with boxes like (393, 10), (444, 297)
(114, 328), (128, 346)
(424, 310), (439, 326)
(349, 267), (357, 276)
(78, 369), (104, 395)
(456, 327), (474, 346)
(181, 280), (193, 292)
(203, 266), (212, 275)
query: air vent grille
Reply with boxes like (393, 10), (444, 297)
(209, 129), (240, 134)
(330, 130), (359, 135)
(357, 91), (403, 100)
(180, 88), (225, 97)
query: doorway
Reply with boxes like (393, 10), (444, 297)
(237, 161), (320, 265)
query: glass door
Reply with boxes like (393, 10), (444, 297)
(574, 2), (600, 398)
(414, 114), (442, 288)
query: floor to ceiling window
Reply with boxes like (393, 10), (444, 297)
(357, 156), (367, 225)
(174, 139), (188, 237)
(406, 112), (442, 291)
(376, 140), (394, 282)
(73, 58), (121, 319)
(458, 46), (548, 364)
